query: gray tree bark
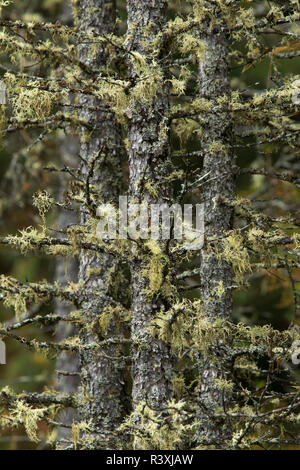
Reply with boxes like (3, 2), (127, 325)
(76, 0), (127, 448)
(55, 174), (80, 445)
(54, 2), (80, 446)
(197, 3), (235, 447)
(126, 0), (174, 445)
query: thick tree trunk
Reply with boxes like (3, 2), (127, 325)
(197, 3), (235, 446)
(77, 0), (127, 448)
(126, 0), (174, 446)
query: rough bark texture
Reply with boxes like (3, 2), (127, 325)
(126, 0), (174, 438)
(77, 0), (127, 447)
(197, 4), (235, 446)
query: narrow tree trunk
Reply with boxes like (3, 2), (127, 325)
(55, 2), (80, 446)
(126, 0), (174, 447)
(197, 3), (234, 446)
(77, 0), (127, 448)
(55, 176), (80, 444)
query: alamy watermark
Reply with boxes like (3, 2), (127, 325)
(0, 340), (5, 365)
(291, 340), (300, 365)
(292, 79), (300, 105)
(0, 81), (6, 105)
(0, 198), (204, 367)
(95, 196), (204, 250)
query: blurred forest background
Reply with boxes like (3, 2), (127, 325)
(0, 0), (299, 449)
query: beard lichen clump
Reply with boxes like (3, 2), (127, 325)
(12, 88), (53, 121)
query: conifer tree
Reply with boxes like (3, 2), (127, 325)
(0, 0), (299, 450)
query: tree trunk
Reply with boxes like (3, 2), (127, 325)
(197, 3), (235, 447)
(126, 0), (174, 447)
(77, 0), (127, 448)
(55, 176), (80, 445)
(54, 2), (80, 446)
